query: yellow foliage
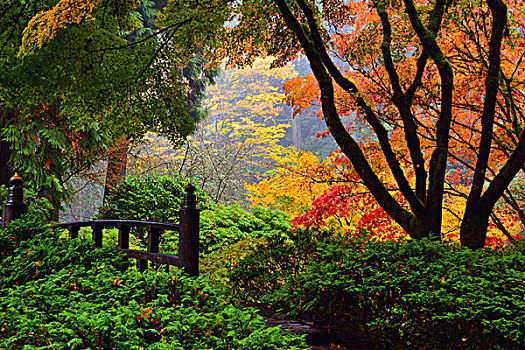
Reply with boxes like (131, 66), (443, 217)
(204, 56), (297, 124)
(19, 0), (140, 57)
(246, 148), (331, 218)
(20, 0), (103, 56)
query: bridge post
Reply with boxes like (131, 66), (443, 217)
(2, 174), (28, 229)
(178, 184), (200, 276)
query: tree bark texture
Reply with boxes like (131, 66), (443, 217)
(103, 139), (129, 204)
(0, 109), (14, 186)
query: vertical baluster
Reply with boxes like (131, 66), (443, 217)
(115, 224), (130, 272)
(92, 225), (103, 248)
(137, 256), (148, 272)
(165, 227), (170, 273)
(118, 224), (130, 250)
(136, 225), (149, 272)
(147, 226), (161, 270)
(69, 226), (80, 239)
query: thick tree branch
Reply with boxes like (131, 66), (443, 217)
(490, 212), (516, 243)
(377, 2), (427, 204)
(463, 0), (507, 212)
(479, 127), (525, 215)
(273, 0), (424, 237)
(403, 0), (453, 236)
(295, 0), (425, 216)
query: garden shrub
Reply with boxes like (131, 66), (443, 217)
(96, 174), (208, 223)
(0, 217), (307, 349)
(198, 205), (292, 298)
(228, 228), (320, 305)
(199, 204), (290, 253)
(231, 231), (525, 349)
(200, 236), (265, 302)
(95, 174), (207, 248)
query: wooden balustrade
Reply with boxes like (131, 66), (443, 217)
(57, 220), (183, 273)
(2, 179), (200, 276)
(58, 185), (200, 276)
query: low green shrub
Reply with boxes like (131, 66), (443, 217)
(96, 174), (208, 223)
(231, 231), (525, 349)
(199, 204), (290, 253)
(200, 236), (265, 301)
(0, 217), (307, 349)
(95, 174), (207, 249)
(228, 228), (319, 305)
(198, 205), (293, 297)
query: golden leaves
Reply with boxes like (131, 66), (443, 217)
(19, 0), (103, 57)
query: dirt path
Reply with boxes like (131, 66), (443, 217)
(261, 311), (350, 349)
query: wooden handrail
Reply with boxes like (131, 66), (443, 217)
(2, 180), (200, 276)
(57, 220), (180, 231)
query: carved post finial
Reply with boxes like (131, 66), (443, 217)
(9, 173), (23, 187)
(2, 173), (28, 229)
(182, 183), (197, 209)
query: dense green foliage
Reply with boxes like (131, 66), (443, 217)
(0, 0), (220, 209)
(231, 230), (525, 348)
(3, 176), (524, 349)
(96, 174), (208, 223)
(96, 175), (290, 254)
(0, 217), (307, 349)
(198, 205), (291, 297)
(1, 1), (195, 141)
(200, 204), (290, 253)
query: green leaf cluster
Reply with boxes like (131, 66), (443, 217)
(1, 117), (108, 208)
(198, 205), (291, 298)
(96, 174), (208, 223)
(0, 216), (307, 349)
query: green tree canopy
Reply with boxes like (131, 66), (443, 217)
(0, 0), (222, 205)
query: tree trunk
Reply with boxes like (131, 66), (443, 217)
(0, 138), (13, 186)
(460, 208), (490, 249)
(0, 108), (14, 186)
(103, 139), (129, 204)
(460, 0), (508, 249)
(291, 110), (302, 149)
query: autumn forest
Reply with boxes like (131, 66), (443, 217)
(0, 0), (524, 349)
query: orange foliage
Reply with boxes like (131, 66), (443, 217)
(20, 0), (103, 56)
(280, 0), (525, 242)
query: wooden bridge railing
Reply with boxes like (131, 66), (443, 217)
(2, 175), (200, 276)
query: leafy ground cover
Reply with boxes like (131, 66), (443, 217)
(0, 217), (307, 349)
(92, 176), (525, 348)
